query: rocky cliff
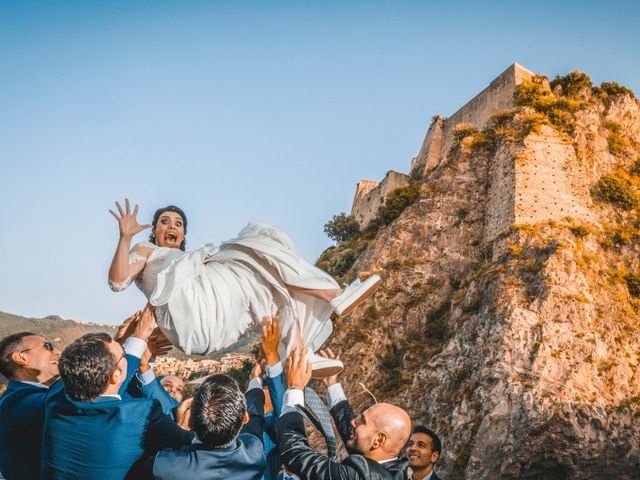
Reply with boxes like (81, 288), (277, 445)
(319, 67), (640, 478)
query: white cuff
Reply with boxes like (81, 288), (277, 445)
(327, 383), (347, 408)
(281, 388), (304, 416)
(248, 377), (263, 391)
(137, 368), (156, 386)
(123, 337), (147, 359)
(265, 362), (283, 378)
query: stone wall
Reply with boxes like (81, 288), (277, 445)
(350, 171), (409, 226)
(514, 125), (596, 226)
(411, 115), (445, 176)
(442, 63), (534, 150)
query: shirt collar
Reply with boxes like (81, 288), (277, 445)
(18, 380), (49, 389)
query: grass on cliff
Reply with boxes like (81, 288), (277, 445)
(604, 120), (631, 157)
(317, 182), (422, 281)
(514, 74), (582, 134)
(595, 174), (640, 210)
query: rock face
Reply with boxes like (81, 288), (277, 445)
(324, 66), (640, 478)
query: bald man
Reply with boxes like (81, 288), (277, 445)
(277, 348), (411, 479)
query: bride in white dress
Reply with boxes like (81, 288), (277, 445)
(108, 199), (380, 376)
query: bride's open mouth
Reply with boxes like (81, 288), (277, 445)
(165, 232), (178, 244)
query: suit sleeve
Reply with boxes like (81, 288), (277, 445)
(144, 400), (194, 453)
(119, 353), (141, 396)
(330, 399), (356, 448)
(277, 411), (359, 480)
(265, 371), (286, 416)
(240, 387), (265, 442)
(139, 378), (180, 420)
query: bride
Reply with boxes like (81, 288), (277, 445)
(107, 199), (380, 376)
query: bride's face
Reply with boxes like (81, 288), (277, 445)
(153, 212), (185, 249)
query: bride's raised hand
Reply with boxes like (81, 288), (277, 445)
(109, 198), (152, 239)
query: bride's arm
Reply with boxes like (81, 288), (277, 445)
(108, 198), (152, 292)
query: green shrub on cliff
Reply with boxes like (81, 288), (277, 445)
(624, 272), (640, 297)
(593, 81), (636, 101)
(514, 78), (580, 134)
(596, 174), (640, 210)
(604, 120), (630, 157)
(453, 123), (478, 142)
(324, 213), (360, 243)
(550, 71), (593, 98)
(377, 183), (421, 225)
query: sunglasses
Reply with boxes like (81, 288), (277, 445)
(20, 341), (55, 353)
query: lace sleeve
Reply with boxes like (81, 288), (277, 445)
(109, 276), (132, 292)
(109, 242), (155, 292)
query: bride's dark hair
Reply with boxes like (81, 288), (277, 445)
(149, 205), (188, 251)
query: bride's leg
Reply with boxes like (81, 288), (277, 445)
(285, 284), (343, 302)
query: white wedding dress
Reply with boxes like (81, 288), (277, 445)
(126, 221), (338, 355)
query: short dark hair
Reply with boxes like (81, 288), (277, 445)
(412, 424), (442, 454)
(150, 205), (188, 251)
(59, 333), (116, 401)
(0, 332), (36, 378)
(191, 374), (246, 448)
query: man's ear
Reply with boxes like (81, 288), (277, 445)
(242, 411), (249, 425)
(109, 364), (124, 385)
(9, 351), (28, 368)
(372, 432), (387, 450)
(432, 451), (440, 464)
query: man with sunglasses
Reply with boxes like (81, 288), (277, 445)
(0, 333), (61, 480)
(41, 307), (194, 480)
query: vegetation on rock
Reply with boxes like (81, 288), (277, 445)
(595, 174), (640, 210)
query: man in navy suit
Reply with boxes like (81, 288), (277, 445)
(41, 307), (194, 480)
(0, 332), (61, 480)
(0, 311), (150, 480)
(149, 371), (266, 480)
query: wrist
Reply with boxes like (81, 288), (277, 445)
(139, 362), (150, 373)
(265, 353), (280, 366)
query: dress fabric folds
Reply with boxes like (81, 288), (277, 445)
(135, 220), (338, 355)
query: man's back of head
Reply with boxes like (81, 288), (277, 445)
(348, 402), (412, 462)
(59, 332), (124, 401)
(191, 374), (247, 448)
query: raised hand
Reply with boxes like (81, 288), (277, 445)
(318, 348), (341, 387)
(284, 347), (312, 390)
(261, 316), (280, 366)
(114, 311), (141, 344)
(109, 198), (152, 239)
(250, 362), (263, 380)
(131, 304), (156, 341)
(175, 397), (193, 430)
(148, 328), (173, 357)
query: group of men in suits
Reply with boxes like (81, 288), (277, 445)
(0, 310), (443, 480)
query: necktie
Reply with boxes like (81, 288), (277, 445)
(299, 386), (337, 459)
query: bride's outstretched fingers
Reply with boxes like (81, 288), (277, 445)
(109, 198), (152, 238)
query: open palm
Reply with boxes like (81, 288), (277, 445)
(109, 198), (152, 238)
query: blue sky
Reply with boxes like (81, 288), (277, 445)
(1, 1), (639, 325)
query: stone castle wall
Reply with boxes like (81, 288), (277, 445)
(352, 63), (602, 244)
(351, 171), (409, 226)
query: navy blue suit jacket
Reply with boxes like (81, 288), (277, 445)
(0, 380), (49, 480)
(0, 351), (139, 480)
(150, 387), (266, 480)
(139, 377), (180, 421)
(41, 380), (193, 480)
